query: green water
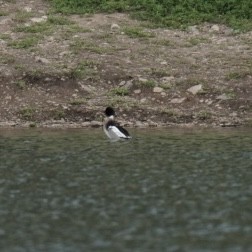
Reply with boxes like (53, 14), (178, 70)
(0, 128), (252, 252)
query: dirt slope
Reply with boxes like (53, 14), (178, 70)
(0, 0), (252, 128)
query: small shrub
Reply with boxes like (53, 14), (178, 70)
(8, 37), (39, 49)
(19, 107), (36, 120)
(123, 27), (155, 38)
(110, 87), (129, 96)
(70, 98), (87, 105)
(15, 80), (27, 90)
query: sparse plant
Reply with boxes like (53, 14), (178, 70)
(47, 15), (73, 25)
(15, 80), (27, 90)
(110, 87), (129, 96)
(225, 71), (252, 80)
(149, 68), (170, 78)
(187, 36), (211, 46)
(137, 79), (156, 88)
(19, 107), (36, 120)
(70, 98), (87, 105)
(122, 27), (155, 39)
(15, 22), (51, 34)
(197, 111), (212, 120)
(0, 54), (15, 64)
(8, 37), (39, 49)
(13, 11), (34, 23)
(53, 109), (66, 120)
(68, 61), (98, 79)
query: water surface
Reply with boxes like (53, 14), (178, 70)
(0, 128), (252, 252)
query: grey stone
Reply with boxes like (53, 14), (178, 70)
(31, 16), (47, 23)
(153, 87), (164, 93)
(134, 89), (141, 94)
(170, 97), (186, 104)
(216, 94), (231, 100)
(35, 56), (50, 64)
(187, 84), (203, 95)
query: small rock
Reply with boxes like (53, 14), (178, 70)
(188, 25), (199, 34)
(140, 98), (147, 103)
(153, 87), (164, 93)
(170, 97), (186, 104)
(160, 61), (167, 65)
(81, 122), (91, 127)
(31, 16), (48, 23)
(135, 121), (145, 127)
(79, 84), (93, 93)
(124, 80), (133, 89)
(134, 89), (141, 94)
(187, 84), (203, 95)
(90, 121), (102, 127)
(216, 94), (230, 100)
(111, 23), (120, 31)
(59, 51), (71, 58)
(24, 7), (32, 12)
(161, 92), (166, 96)
(35, 56), (50, 64)
(119, 81), (126, 86)
(138, 77), (148, 83)
(230, 112), (237, 117)
(161, 76), (175, 83)
(210, 25), (220, 32)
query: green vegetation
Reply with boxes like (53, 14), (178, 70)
(137, 79), (156, 88)
(122, 27), (155, 38)
(8, 36), (40, 49)
(69, 98), (88, 105)
(225, 70), (252, 80)
(50, 0), (252, 31)
(187, 36), (211, 46)
(15, 22), (52, 33)
(13, 11), (34, 23)
(15, 80), (27, 90)
(70, 38), (110, 54)
(196, 110), (212, 120)
(19, 107), (36, 120)
(68, 61), (98, 79)
(110, 87), (130, 96)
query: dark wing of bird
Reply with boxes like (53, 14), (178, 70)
(106, 121), (130, 138)
(116, 125), (130, 137)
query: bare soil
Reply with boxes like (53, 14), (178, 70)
(1, 0), (252, 128)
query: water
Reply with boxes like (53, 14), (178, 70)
(0, 128), (252, 252)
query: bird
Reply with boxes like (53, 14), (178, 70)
(103, 107), (131, 140)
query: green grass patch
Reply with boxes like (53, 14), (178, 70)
(122, 27), (155, 39)
(196, 110), (212, 120)
(50, 0), (252, 31)
(137, 79), (156, 88)
(69, 98), (88, 105)
(187, 36), (211, 46)
(225, 70), (252, 80)
(68, 61), (98, 79)
(13, 11), (34, 23)
(0, 54), (15, 64)
(19, 107), (36, 120)
(70, 38), (110, 54)
(110, 87), (129, 96)
(15, 22), (52, 33)
(0, 11), (8, 16)
(15, 80), (27, 90)
(8, 36), (39, 49)
(47, 15), (73, 25)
